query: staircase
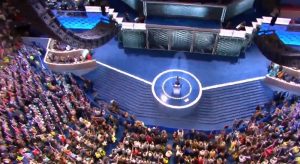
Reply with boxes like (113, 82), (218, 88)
(85, 65), (273, 131)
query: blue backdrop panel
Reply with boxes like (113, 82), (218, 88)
(148, 29), (169, 50)
(121, 0), (143, 11)
(122, 30), (146, 48)
(146, 3), (224, 20)
(225, 0), (255, 21)
(171, 30), (193, 52)
(215, 36), (245, 56)
(193, 32), (217, 54)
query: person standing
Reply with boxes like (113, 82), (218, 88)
(100, 0), (107, 16)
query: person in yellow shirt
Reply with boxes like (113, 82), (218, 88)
(163, 157), (169, 164)
(295, 157), (300, 164)
(95, 152), (101, 159)
(16, 155), (23, 162)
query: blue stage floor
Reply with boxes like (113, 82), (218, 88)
(260, 23), (300, 46)
(52, 10), (110, 30)
(92, 39), (270, 87)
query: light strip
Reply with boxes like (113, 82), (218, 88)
(202, 76), (265, 90)
(95, 61), (153, 85)
(46, 38), (51, 51)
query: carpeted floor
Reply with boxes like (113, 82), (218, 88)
(92, 38), (269, 87)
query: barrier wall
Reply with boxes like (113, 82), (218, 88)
(120, 23), (254, 57)
(282, 66), (300, 78)
(44, 39), (97, 75)
(265, 75), (300, 95)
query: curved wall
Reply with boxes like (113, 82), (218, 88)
(255, 32), (300, 68)
(12, 0), (119, 49)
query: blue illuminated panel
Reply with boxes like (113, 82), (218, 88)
(146, 3), (223, 20)
(260, 24), (300, 46)
(53, 10), (110, 30)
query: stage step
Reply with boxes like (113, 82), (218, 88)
(85, 65), (273, 130)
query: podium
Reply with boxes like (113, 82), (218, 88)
(173, 84), (181, 96)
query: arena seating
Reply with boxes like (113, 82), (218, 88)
(44, 39), (97, 75)
(1, 0), (300, 163)
(265, 63), (300, 95)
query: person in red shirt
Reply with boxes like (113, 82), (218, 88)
(86, 53), (92, 60)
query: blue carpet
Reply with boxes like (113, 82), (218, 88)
(84, 64), (273, 130)
(52, 10), (110, 30)
(93, 39), (269, 87)
(260, 23), (300, 46)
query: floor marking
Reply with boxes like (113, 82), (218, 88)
(96, 61), (153, 85)
(202, 76), (265, 90)
(151, 69), (202, 109)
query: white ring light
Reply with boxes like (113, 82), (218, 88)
(162, 76), (192, 100)
(152, 69), (202, 109)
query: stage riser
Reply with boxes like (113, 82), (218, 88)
(84, 65), (273, 130)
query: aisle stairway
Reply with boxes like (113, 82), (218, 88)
(85, 65), (273, 131)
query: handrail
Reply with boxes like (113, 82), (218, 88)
(265, 75), (300, 93)
(44, 59), (96, 66)
(47, 49), (85, 55)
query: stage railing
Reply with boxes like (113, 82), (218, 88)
(282, 66), (300, 78)
(265, 75), (300, 95)
(120, 23), (251, 56)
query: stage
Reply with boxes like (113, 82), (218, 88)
(152, 69), (202, 111)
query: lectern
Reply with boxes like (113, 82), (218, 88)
(173, 76), (182, 96)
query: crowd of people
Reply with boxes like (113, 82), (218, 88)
(0, 43), (121, 163)
(173, 93), (300, 163)
(46, 40), (93, 64)
(268, 62), (300, 84)
(1, 0), (300, 163)
(52, 40), (74, 51)
(46, 51), (93, 64)
(110, 121), (171, 163)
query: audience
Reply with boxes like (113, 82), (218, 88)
(0, 1), (300, 163)
(0, 45), (120, 163)
(46, 40), (93, 64)
(46, 51), (93, 64)
(268, 62), (300, 84)
(52, 40), (74, 51)
(110, 121), (170, 164)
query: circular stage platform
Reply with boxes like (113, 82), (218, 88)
(152, 69), (202, 111)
